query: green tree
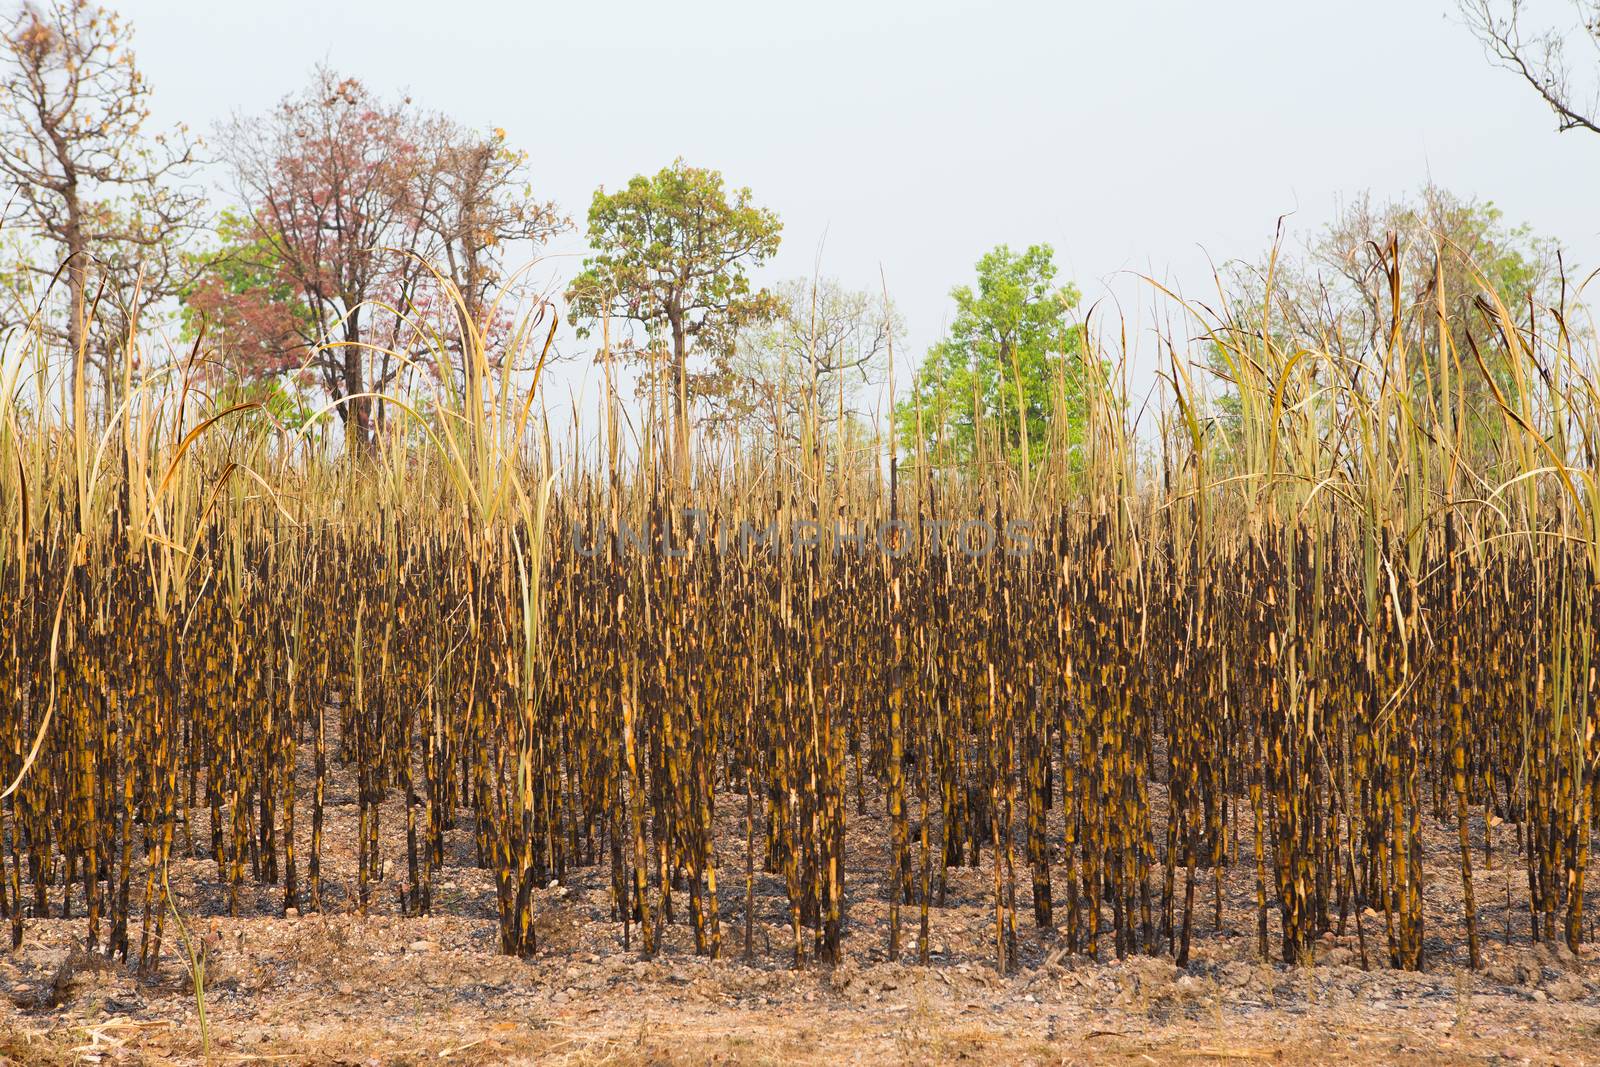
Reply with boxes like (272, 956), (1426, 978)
(895, 244), (1085, 472)
(567, 159), (782, 484)
(176, 209), (318, 432)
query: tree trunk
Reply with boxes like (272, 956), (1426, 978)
(64, 189), (88, 429)
(462, 175), (485, 335)
(669, 307), (690, 488)
(343, 308), (368, 455)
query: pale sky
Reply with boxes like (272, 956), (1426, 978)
(113, 0), (1600, 424)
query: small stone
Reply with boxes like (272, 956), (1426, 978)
(407, 940), (439, 954)
(283, 907), (300, 919)
(1222, 962), (1252, 987)
(1548, 976), (1587, 1001)
(1484, 962), (1520, 985)
(1531, 989), (1548, 1002)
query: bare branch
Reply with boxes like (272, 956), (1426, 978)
(1459, 0), (1600, 134)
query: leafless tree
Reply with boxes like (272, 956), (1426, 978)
(717, 277), (898, 444)
(412, 119), (567, 335)
(0, 0), (204, 405)
(1222, 183), (1563, 458)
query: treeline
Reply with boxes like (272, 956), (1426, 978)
(2, 3), (1572, 480)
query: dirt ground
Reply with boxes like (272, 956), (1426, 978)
(5, 744), (1600, 1065)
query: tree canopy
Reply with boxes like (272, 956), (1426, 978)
(1214, 184), (1562, 458)
(207, 67), (564, 449)
(567, 159), (782, 482)
(716, 276), (898, 446)
(0, 0), (203, 401)
(895, 244), (1086, 472)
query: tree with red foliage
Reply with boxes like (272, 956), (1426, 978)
(179, 210), (313, 382)
(208, 67), (566, 452)
(214, 67), (417, 451)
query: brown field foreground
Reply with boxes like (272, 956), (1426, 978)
(4, 929), (1597, 1066)
(3, 766), (1598, 1067)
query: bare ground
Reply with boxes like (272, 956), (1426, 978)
(4, 746), (1600, 1065)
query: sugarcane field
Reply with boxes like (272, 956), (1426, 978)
(6, 0), (1600, 1063)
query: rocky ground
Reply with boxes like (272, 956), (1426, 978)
(4, 749), (1600, 1064)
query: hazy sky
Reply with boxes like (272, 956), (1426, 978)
(113, 0), (1600, 418)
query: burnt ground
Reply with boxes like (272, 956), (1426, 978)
(4, 738), (1600, 1066)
